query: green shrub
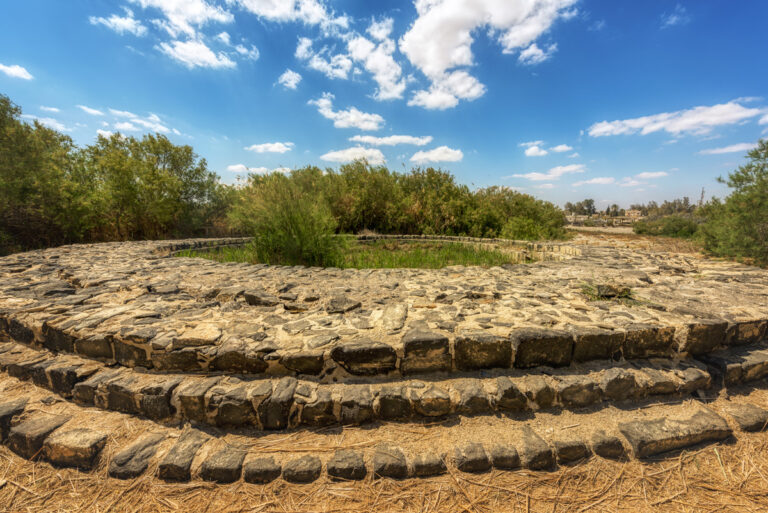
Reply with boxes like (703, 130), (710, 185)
(228, 172), (346, 267)
(633, 214), (701, 238)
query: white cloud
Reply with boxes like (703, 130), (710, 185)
(216, 31), (231, 45)
(77, 105), (104, 116)
(513, 163), (585, 181)
(115, 121), (140, 131)
(21, 115), (71, 131)
(321, 146), (386, 165)
(309, 93), (384, 131)
(410, 146), (463, 164)
(0, 63), (33, 80)
(401, 0), (576, 109)
(228, 164), (292, 174)
(295, 38), (352, 79)
(760, 113), (768, 125)
(131, 116), (170, 133)
(699, 142), (757, 155)
(40, 106), (59, 113)
(109, 108), (138, 118)
(158, 40), (236, 69)
(551, 144), (573, 152)
(588, 101), (763, 137)
(573, 177), (615, 186)
(661, 4), (690, 29)
(349, 134), (432, 146)
(278, 69), (302, 89)
(230, 0), (348, 29)
(97, 129), (114, 138)
(128, 0), (233, 37)
(234, 43), (259, 60)
(635, 171), (668, 179)
(534, 183), (554, 189)
(568, 152), (579, 158)
(618, 178), (643, 187)
(244, 142), (294, 153)
(518, 43), (557, 65)
(519, 140), (544, 147)
(89, 8), (147, 36)
(346, 19), (406, 100)
(525, 145), (548, 157)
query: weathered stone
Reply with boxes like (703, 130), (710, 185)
(413, 384), (451, 417)
(636, 365), (678, 395)
(340, 385), (374, 425)
(174, 324), (221, 349)
(556, 376), (602, 408)
(173, 377), (220, 423)
(410, 452), (446, 477)
(455, 331), (511, 370)
(618, 408), (732, 458)
(327, 449), (367, 481)
(74, 335), (114, 360)
(211, 340), (268, 373)
(677, 364), (712, 394)
(42, 428), (107, 470)
(572, 329), (623, 362)
(680, 320), (728, 355)
(723, 403), (768, 432)
(280, 351), (324, 375)
(517, 426), (554, 470)
(520, 375), (555, 409)
(243, 456), (281, 484)
(453, 442), (491, 473)
(0, 398), (27, 441)
(42, 323), (75, 353)
(108, 433), (165, 479)
(244, 290), (280, 307)
(726, 320), (767, 346)
(453, 380), (490, 415)
(258, 377), (296, 430)
(207, 383), (255, 428)
(512, 329), (573, 368)
(200, 446), (246, 483)
(158, 428), (210, 482)
(490, 444), (520, 470)
(600, 368), (638, 401)
(330, 339), (396, 376)
(283, 455), (322, 483)
(300, 388), (337, 425)
(376, 386), (412, 420)
(113, 339), (151, 368)
(590, 430), (627, 460)
(45, 359), (100, 398)
(8, 318), (34, 344)
(495, 376), (528, 411)
(552, 435), (590, 464)
(72, 368), (122, 406)
(373, 445), (408, 479)
(401, 329), (450, 374)
(623, 324), (676, 359)
(7, 413), (71, 459)
(154, 348), (201, 372)
(326, 296), (361, 314)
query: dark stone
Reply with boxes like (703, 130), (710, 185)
(258, 377), (296, 430)
(553, 436), (590, 464)
(413, 384), (451, 417)
(139, 377), (182, 421)
(207, 384), (255, 428)
(200, 446), (246, 483)
(327, 449), (367, 480)
(556, 376), (602, 408)
(42, 323), (75, 353)
(400, 329), (451, 375)
(490, 444), (520, 470)
(677, 364), (711, 394)
(174, 377), (220, 423)
(623, 324), (676, 359)
(281, 351), (324, 375)
(211, 341), (268, 373)
(326, 296), (362, 314)
(340, 385), (374, 425)
(330, 339), (396, 376)
(373, 445), (408, 479)
(7, 413), (71, 459)
(105, 375), (140, 415)
(726, 320), (767, 346)
(243, 290), (280, 307)
(410, 452), (446, 477)
(283, 455), (322, 483)
(518, 426), (554, 470)
(495, 376), (528, 411)
(113, 339), (151, 368)
(108, 433), (164, 479)
(453, 380), (490, 415)
(300, 388), (337, 426)
(600, 368), (638, 401)
(8, 318), (34, 344)
(153, 349), (201, 372)
(72, 368), (122, 406)
(42, 428), (107, 470)
(74, 335), (114, 360)
(521, 375), (555, 409)
(158, 428), (210, 482)
(377, 386), (412, 420)
(454, 331), (511, 370)
(46, 360), (100, 398)
(0, 398), (28, 441)
(572, 329), (624, 362)
(618, 408), (731, 458)
(590, 430), (627, 460)
(512, 329), (573, 369)
(723, 403), (768, 432)
(636, 365), (677, 395)
(682, 320), (728, 355)
(453, 442), (491, 473)
(243, 457), (281, 484)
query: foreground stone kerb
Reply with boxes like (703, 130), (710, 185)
(1, 238), (768, 380)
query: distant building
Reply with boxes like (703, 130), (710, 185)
(626, 209), (643, 218)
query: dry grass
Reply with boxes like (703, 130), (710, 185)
(2, 434), (768, 513)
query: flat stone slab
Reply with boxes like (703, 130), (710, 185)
(723, 403), (768, 432)
(0, 398), (28, 441)
(410, 452), (446, 477)
(517, 426), (554, 470)
(282, 455), (322, 483)
(453, 442), (491, 473)
(200, 445), (246, 483)
(157, 428), (210, 481)
(618, 407), (732, 458)
(7, 413), (71, 459)
(42, 428), (107, 469)
(327, 449), (366, 481)
(108, 433), (165, 479)
(373, 444), (408, 479)
(590, 430), (627, 460)
(243, 456), (281, 484)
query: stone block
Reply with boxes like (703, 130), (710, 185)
(340, 385), (374, 425)
(206, 383), (255, 428)
(495, 376), (528, 411)
(680, 320), (728, 355)
(723, 403), (768, 432)
(7, 413), (71, 459)
(113, 339), (152, 368)
(517, 426), (554, 470)
(726, 320), (767, 346)
(243, 290), (280, 307)
(43, 428), (107, 470)
(280, 351), (324, 375)
(211, 340), (268, 373)
(258, 377), (296, 430)
(600, 368), (638, 401)
(453, 442), (491, 473)
(512, 329), (573, 369)
(520, 375), (555, 409)
(410, 452), (446, 477)
(243, 456), (281, 484)
(173, 377), (221, 423)
(373, 445), (408, 479)
(400, 329), (451, 375)
(300, 388), (337, 426)
(0, 398), (27, 441)
(552, 435), (590, 464)
(108, 433), (165, 479)
(327, 449), (367, 481)
(200, 446), (246, 483)
(74, 335), (114, 360)
(454, 331), (511, 370)
(413, 384), (451, 417)
(453, 380), (490, 415)
(157, 428), (210, 482)
(330, 339), (396, 376)
(490, 444), (520, 470)
(572, 329), (623, 362)
(623, 324), (676, 359)
(590, 430), (627, 460)
(556, 376), (602, 408)
(376, 386), (412, 420)
(282, 455), (322, 483)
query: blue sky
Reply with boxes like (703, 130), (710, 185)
(2, 0), (767, 208)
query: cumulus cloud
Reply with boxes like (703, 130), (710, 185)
(525, 145), (548, 157)
(346, 18), (406, 100)
(321, 146), (386, 165)
(588, 101), (763, 137)
(661, 4), (690, 29)
(410, 146), (463, 164)
(513, 163), (585, 181)
(128, 0), (233, 37)
(309, 93), (384, 131)
(77, 105), (104, 116)
(295, 37), (352, 79)
(699, 142), (756, 155)
(97, 129), (114, 138)
(244, 142), (294, 153)
(20, 115), (71, 132)
(551, 144), (573, 152)
(110, 108), (138, 118)
(573, 177), (615, 186)
(349, 134), (432, 146)
(400, 0), (576, 109)
(0, 63), (33, 80)
(89, 8), (147, 36)
(158, 39), (236, 69)
(115, 121), (140, 131)
(278, 69), (302, 89)
(518, 43), (557, 65)
(229, 0), (348, 29)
